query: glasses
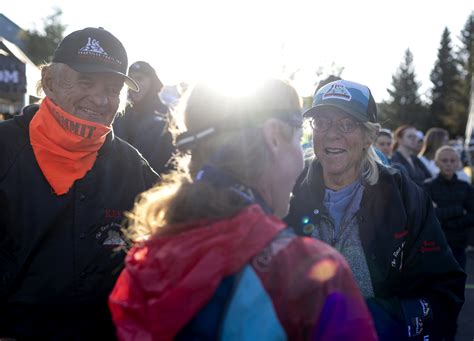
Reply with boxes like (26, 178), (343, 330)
(310, 116), (361, 133)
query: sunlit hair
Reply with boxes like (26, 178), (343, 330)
(36, 62), (128, 113)
(392, 124), (415, 152)
(36, 63), (54, 96)
(128, 79), (302, 241)
(419, 127), (449, 160)
(434, 145), (460, 162)
(360, 122), (381, 185)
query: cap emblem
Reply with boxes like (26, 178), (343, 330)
(77, 37), (123, 65)
(322, 83), (352, 102)
(79, 37), (107, 57)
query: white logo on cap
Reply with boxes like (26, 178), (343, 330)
(322, 83), (352, 102)
(78, 37), (108, 57)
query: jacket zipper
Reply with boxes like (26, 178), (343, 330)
(320, 214), (337, 246)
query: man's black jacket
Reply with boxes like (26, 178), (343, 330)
(0, 105), (158, 340)
(113, 99), (175, 175)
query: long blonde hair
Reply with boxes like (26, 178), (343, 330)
(361, 122), (382, 185)
(128, 79), (302, 240)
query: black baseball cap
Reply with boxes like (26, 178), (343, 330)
(52, 27), (139, 91)
(129, 61), (164, 91)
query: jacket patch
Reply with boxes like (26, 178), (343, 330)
(394, 230), (408, 239)
(104, 209), (123, 219)
(391, 241), (405, 270)
(95, 222), (126, 248)
(420, 241), (440, 253)
(103, 230), (126, 246)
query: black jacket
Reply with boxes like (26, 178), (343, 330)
(424, 174), (474, 248)
(285, 160), (466, 340)
(391, 151), (431, 187)
(114, 99), (175, 175)
(0, 105), (158, 340)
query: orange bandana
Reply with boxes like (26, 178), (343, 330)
(30, 97), (112, 195)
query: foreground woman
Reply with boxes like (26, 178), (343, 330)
(109, 79), (376, 340)
(286, 79), (465, 340)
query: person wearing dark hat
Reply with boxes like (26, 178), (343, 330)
(0, 27), (158, 339)
(114, 61), (175, 174)
(285, 80), (466, 340)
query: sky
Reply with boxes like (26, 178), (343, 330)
(2, 0), (473, 102)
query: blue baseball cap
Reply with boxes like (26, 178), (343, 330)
(303, 80), (377, 123)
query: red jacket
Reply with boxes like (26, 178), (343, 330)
(109, 205), (377, 340)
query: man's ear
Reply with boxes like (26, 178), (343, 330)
(261, 119), (283, 159)
(41, 66), (54, 98)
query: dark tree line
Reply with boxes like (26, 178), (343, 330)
(23, 8), (67, 65)
(380, 12), (473, 137)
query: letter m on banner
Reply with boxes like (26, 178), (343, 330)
(0, 70), (19, 83)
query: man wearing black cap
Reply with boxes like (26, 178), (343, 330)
(286, 79), (465, 340)
(0, 27), (158, 339)
(114, 61), (175, 174)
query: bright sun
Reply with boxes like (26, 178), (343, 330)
(140, 0), (288, 96)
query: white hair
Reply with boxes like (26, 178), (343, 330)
(37, 62), (128, 113)
(361, 122), (381, 185)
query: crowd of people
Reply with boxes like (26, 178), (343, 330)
(0, 26), (471, 340)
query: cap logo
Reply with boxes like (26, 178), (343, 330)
(79, 37), (107, 56)
(77, 37), (123, 66)
(322, 83), (352, 102)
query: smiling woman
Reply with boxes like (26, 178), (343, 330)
(286, 79), (466, 340)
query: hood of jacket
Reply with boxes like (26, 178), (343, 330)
(109, 204), (286, 341)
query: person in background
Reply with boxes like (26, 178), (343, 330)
(424, 145), (474, 270)
(374, 128), (393, 160)
(414, 130), (424, 155)
(109, 79), (377, 340)
(391, 125), (431, 186)
(286, 79), (466, 340)
(0, 27), (158, 340)
(114, 61), (175, 174)
(449, 141), (472, 183)
(419, 127), (470, 183)
(423, 145), (473, 340)
(418, 127), (449, 176)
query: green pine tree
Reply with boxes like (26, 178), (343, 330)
(430, 27), (465, 136)
(24, 8), (67, 65)
(380, 48), (429, 130)
(458, 12), (473, 135)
